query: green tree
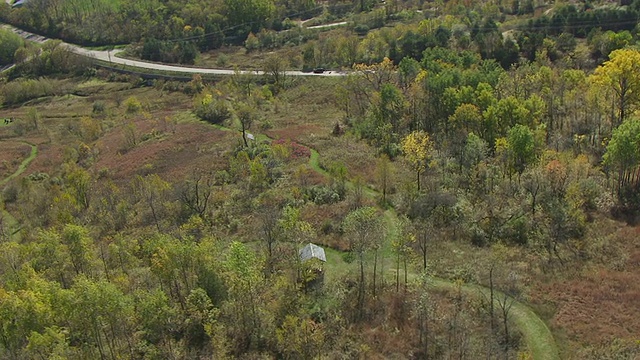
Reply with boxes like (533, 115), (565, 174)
(392, 217), (414, 292)
(263, 54), (289, 94)
(65, 276), (135, 359)
(26, 326), (72, 360)
(133, 289), (176, 348)
(222, 241), (266, 351)
(375, 154), (394, 206)
(506, 124), (536, 175)
(603, 118), (640, 193)
(224, 0), (276, 35)
(276, 315), (324, 360)
(184, 288), (219, 350)
(30, 229), (73, 286)
(61, 224), (94, 277)
(0, 28), (23, 65)
(278, 205), (314, 278)
(179, 169), (215, 224)
(483, 96), (530, 140)
(0, 279), (56, 358)
(450, 103), (483, 134)
(62, 163), (91, 210)
(342, 206), (383, 320)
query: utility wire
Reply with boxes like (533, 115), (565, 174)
(163, 4), (328, 43)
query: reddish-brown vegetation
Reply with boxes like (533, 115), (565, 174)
(0, 141), (31, 178)
(95, 117), (233, 183)
(533, 224), (640, 352)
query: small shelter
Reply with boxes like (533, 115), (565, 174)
(299, 243), (326, 290)
(299, 243), (326, 262)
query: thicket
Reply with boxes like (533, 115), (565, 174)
(0, 0), (327, 46)
(0, 28), (23, 66)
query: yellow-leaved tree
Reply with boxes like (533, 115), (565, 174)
(590, 48), (640, 127)
(401, 130), (433, 191)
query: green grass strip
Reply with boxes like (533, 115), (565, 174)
(0, 141), (37, 186)
(430, 279), (560, 360)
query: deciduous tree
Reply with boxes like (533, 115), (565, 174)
(343, 206), (383, 320)
(603, 118), (640, 194)
(401, 130), (433, 191)
(590, 48), (640, 127)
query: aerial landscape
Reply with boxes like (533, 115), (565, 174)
(1, 0), (640, 358)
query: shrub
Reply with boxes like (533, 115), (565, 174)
(215, 54), (229, 67)
(194, 94), (231, 124)
(272, 139), (311, 159)
(245, 32), (259, 51)
(353, 24), (370, 36)
(306, 185), (342, 205)
(321, 220), (334, 235)
(342, 251), (355, 263)
(2, 183), (18, 203)
(125, 96), (142, 114)
(261, 119), (273, 130)
(92, 101), (106, 114)
(27, 172), (49, 181)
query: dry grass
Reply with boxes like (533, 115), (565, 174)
(530, 222), (640, 355)
(94, 115), (233, 183)
(0, 141), (31, 178)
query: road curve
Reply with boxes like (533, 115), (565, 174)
(1, 22), (348, 77)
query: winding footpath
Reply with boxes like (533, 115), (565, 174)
(308, 145), (559, 359)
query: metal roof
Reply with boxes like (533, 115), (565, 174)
(299, 243), (326, 262)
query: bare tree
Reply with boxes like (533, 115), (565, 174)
(179, 169), (215, 224)
(235, 103), (256, 148)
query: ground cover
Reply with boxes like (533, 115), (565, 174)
(0, 72), (634, 358)
(0, 140), (31, 179)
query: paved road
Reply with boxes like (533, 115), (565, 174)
(307, 21), (348, 30)
(71, 45), (347, 77)
(2, 22), (348, 77)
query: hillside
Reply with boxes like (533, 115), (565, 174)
(2, 0), (640, 359)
